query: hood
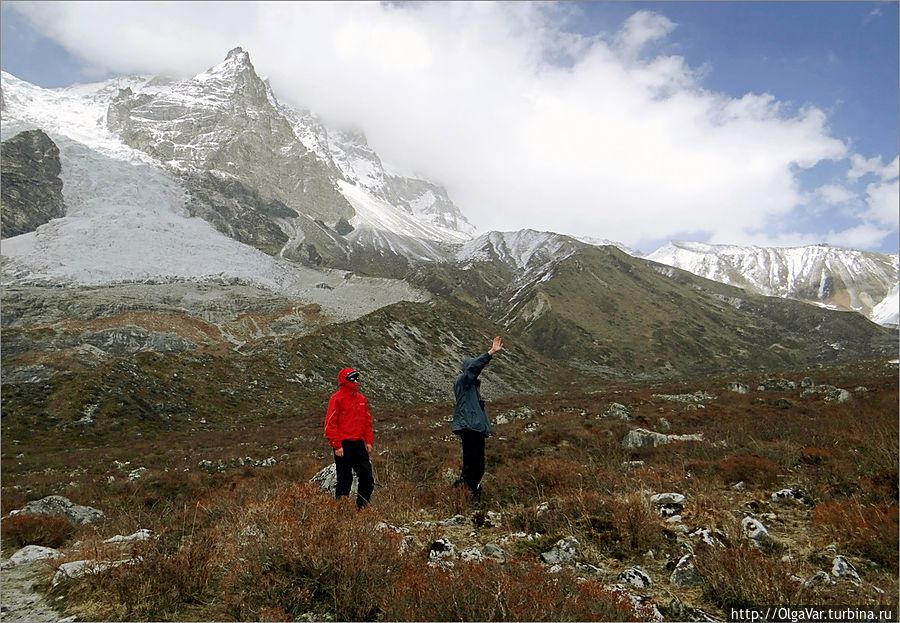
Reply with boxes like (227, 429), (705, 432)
(337, 367), (359, 390)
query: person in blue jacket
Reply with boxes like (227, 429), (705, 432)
(452, 335), (503, 501)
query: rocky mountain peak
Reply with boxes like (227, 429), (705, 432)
(192, 47), (267, 105)
(226, 46), (248, 60)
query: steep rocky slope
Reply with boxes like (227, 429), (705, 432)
(0, 129), (66, 238)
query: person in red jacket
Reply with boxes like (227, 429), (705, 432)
(324, 368), (374, 508)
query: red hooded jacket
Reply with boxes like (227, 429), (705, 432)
(324, 368), (373, 449)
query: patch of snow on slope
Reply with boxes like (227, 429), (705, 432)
(575, 236), (641, 257)
(1, 71), (155, 164)
(872, 285), (899, 326)
(457, 230), (579, 270)
(339, 180), (469, 245)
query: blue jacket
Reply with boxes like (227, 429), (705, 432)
(451, 353), (492, 436)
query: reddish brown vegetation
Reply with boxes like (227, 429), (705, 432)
(3, 361), (896, 621)
(2, 513), (75, 549)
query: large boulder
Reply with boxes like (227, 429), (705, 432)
(622, 428), (703, 449)
(8, 495), (104, 525)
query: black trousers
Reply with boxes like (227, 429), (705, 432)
(334, 439), (374, 508)
(455, 429), (485, 497)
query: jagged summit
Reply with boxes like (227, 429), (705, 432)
(191, 46), (267, 104)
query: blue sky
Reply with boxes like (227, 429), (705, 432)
(2, 2), (897, 253)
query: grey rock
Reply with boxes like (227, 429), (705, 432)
(459, 547), (485, 562)
(652, 391), (716, 403)
(103, 529), (151, 544)
(831, 556), (861, 584)
(8, 495), (104, 525)
(540, 536), (579, 565)
(804, 570), (834, 588)
(757, 378), (797, 391)
(801, 384), (851, 403)
(741, 516), (771, 547)
(800, 377), (815, 388)
(690, 527), (727, 548)
(310, 463), (357, 495)
(482, 543), (506, 561)
(727, 381), (750, 394)
(4, 545), (62, 568)
(669, 553), (701, 587)
(622, 428), (704, 449)
(619, 566), (652, 588)
(1, 129), (66, 238)
(604, 402), (632, 420)
(650, 492), (686, 506)
(52, 557), (140, 586)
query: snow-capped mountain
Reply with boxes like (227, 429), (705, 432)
(457, 230), (584, 271)
(648, 241), (899, 325)
(2, 46), (896, 337)
(2, 48), (475, 283)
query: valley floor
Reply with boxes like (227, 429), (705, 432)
(1, 360), (897, 621)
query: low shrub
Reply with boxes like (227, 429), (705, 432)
(798, 446), (833, 465)
(718, 453), (779, 487)
(812, 501), (898, 570)
(694, 544), (808, 609)
(604, 491), (666, 557)
(1, 513), (75, 549)
(383, 559), (639, 621)
(215, 483), (406, 622)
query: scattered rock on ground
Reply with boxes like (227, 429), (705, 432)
(758, 378), (796, 391)
(741, 516), (772, 548)
(310, 463), (357, 495)
(604, 403), (632, 420)
(622, 428), (703, 449)
(652, 391), (715, 404)
(670, 553), (701, 587)
(540, 536), (579, 565)
(831, 555), (861, 584)
(619, 566), (652, 588)
(8, 495), (104, 525)
(801, 384), (851, 403)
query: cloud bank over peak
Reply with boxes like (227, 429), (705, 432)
(9, 1), (897, 252)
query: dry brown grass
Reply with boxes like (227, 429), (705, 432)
(4, 362), (897, 621)
(1, 513), (76, 549)
(812, 500), (899, 570)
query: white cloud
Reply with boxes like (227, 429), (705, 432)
(11, 1), (860, 250)
(848, 153), (899, 182)
(864, 177), (900, 228)
(815, 184), (856, 206)
(615, 10), (676, 58)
